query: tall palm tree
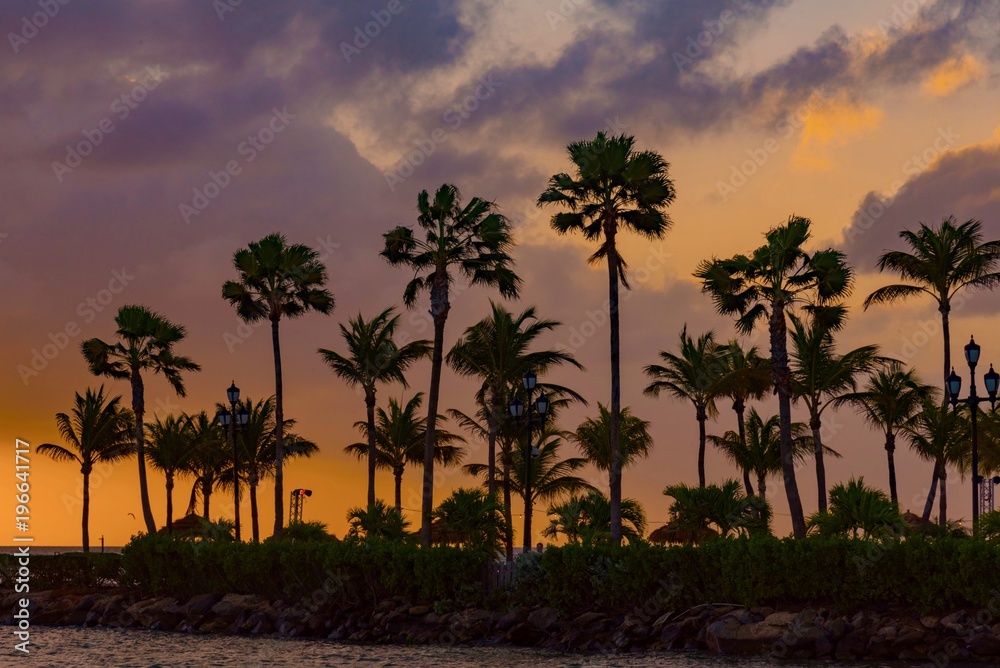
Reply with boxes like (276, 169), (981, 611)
(643, 326), (727, 487)
(222, 234), (334, 537)
(715, 341), (772, 495)
(538, 132), (676, 546)
(466, 425), (596, 551)
(570, 404), (653, 473)
(382, 183), (519, 546)
(708, 408), (816, 504)
(81, 305), (200, 534)
(695, 216), (853, 538)
(447, 302), (583, 496)
(903, 399), (971, 526)
(865, 217), (1000, 521)
(145, 413), (195, 532)
(788, 311), (881, 511)
(544, 490), (647, 546)
(38, 387), (134, 552)
(344, 393), (466, 513)
(184, 412), (229, 521)
(232, 397), (318, 542)
(836, 365), (933, 504)
(432, 487), (506, 554)
(319, 307), (431, 507)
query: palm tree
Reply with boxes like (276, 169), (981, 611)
(38, 387), (134, 552)
(903, 399), (971, 527)
(708, 408), (816, 504)
(695, 216), (853, 538)
(319, 307), (431, 506)
(184, 412), (229, 521)
(788, 311), (881, 511)
(344, 393), (466, 513)
(807, 478), (902, 539)
(447, 302), (583, 496)
(81, 305), (200, 534)
(145, 414), (196, 532)
(346, 500), (411, 542)
(836, 365), (933, 504)
(432, 488), (506, 553)
(544, 490), (647, 546)
(662, 480), (771, 539)
(644, 326), (727, 487)
(570, 404), (653, 473)
(715, 341), (772, 495)
(865, 217), (1000, 521)
(222, 234), (334, 538)
(234, 397), (318, 542)
(382, 183), (520, 546)
(466, 425), (596, 551)
(538, 132), (676, 546)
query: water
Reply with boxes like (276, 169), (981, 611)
(3, 627), (931, 667)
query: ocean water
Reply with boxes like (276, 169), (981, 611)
(2, 627), (932, 668)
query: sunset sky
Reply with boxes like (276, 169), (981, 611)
(3, 0), (1000, 547)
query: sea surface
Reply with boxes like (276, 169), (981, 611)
(1, 627), (941, 668)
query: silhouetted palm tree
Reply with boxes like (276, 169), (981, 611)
(538, 132), (675, 546)
(904, 399), (971, 526)
(836, 365), (933, 504)
(663, 480), (771, 539)
(696, 216), (853, 538)
(544, 490), (646, 546)
(346, 500), (411, 542)
(865, 217), (1000, 521)
(345, 393), (465, 513)
(570, 404), (652, 473)
(222, 234), (334, 537)
(447, 302), (582, 496)
(184, 412), (229, 521)
(38, 387), (134, 552)
(715, 341), (772, 494)
(319, 307), (431, 506)
(433, 487), (506, 554)
(146, 413), (196, 532)
(644, 326), (727, 487)
(82, 305), (200, 534)
(789, 310), (881, 511)
(807, 478), (902, 539)
(382, 183), (519, 546)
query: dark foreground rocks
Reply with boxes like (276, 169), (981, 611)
(4, 589), (1000, 662)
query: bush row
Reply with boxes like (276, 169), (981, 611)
(0, 553), (123, 590)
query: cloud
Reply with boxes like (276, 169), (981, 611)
(791, 94), (884, 170)
(922, 54), (986, 96)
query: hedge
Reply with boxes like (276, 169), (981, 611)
(0, 553), (123, 590)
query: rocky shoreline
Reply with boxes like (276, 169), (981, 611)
(6, 589), (1000, 662)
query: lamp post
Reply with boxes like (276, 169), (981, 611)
(217, 381), (249, 542)
(510, 369), (549, 554)
(945, 337), (999, 535)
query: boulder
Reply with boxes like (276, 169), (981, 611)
(527, 607), (559, 631)
(408, 605), (431, 616)
(210, 594), (262, 622)
(571, 611), (607, 629)
(970, 632), (1000, 656)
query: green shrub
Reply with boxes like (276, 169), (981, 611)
(0, 552), (123, 589)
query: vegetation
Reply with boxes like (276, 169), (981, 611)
(432, 487), (506, 554)
(807, 478), (903, 539)
(145, 413), (195, 532)
(662, 480), (771, 541)
(544, 490), (647, 546)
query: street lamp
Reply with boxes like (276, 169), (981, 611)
(946, 337), (999, 535)
(216, 380), (248, 542)
(510, 369), (549, 554)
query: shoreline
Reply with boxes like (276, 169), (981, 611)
(5, 588), (1000, 662)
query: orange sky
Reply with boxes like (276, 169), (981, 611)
(3, 0), (1000, 547)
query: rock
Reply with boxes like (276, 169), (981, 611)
(507, 621), (543, 645)
(795, 609), (818, 626)
(763, 611), (797, 628)
(825, 616), (851, 639)
(408, 605), (431, 616)
(921, 615), (940, 629)
(211, 594), (262, 622)
(527, 607), (558, 631)
(572, 611), (607, 628)
(185, 593), (220, 621)
(890, 627), (925, 652)
(835, 629), (868, 660)
(970, 632), (1000, 656)
(705, 619), (742, 653)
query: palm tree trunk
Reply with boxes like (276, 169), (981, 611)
(503, 454), (513, 562)
(606, 228), (623, 546)
(203, 480), (211, 520)
(422, 279), (450, 547)
(923, 462), (940, 522)
(743, 470), (755, 497)
(885, 431), (898, 505)
(130, 370), (156, 534)
(271, 317), (285, 538)
(938, 461), (947, 527)
(735, 399), (753, 496)
(166, 474), (174, 532)
(696, 406), (707, 487)
(394, 467), (403, 514)
(250, 478), (260, 543)
(366, 391), (377, 508)
(770, 301), (806, 538)
(757, 474), (767, 504)
(811, 412), (827, 512)
(487, 394), (501, 497)
(82, 469), (90, 553)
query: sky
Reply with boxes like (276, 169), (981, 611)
(2, 0), (1000, 547)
